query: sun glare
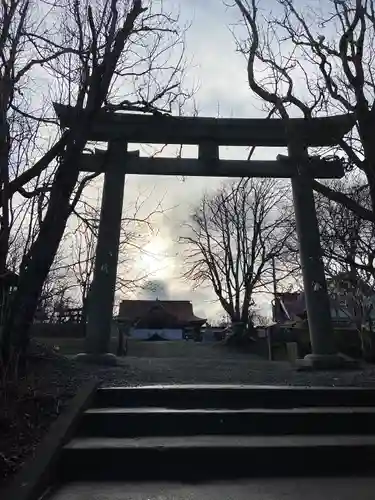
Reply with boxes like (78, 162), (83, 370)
(139, 237), (171, 277)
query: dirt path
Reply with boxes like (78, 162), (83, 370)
(125, 340), (261, 359)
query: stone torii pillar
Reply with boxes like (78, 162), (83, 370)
(287, 132), (354, 369)
(78, 141), (128, 364)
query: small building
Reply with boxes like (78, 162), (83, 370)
(272, 292), (307, 323)
(272, 274), (375, 330)
(201, 326), (227, 342)
(117, 299), (206, 340)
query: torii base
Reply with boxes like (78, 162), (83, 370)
(295, 353), (360, 371)
(74, 352), (117, 366)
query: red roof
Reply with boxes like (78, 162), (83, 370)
(118, 299), (206, 325)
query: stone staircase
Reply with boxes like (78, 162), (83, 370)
(57, 384), (375, 482)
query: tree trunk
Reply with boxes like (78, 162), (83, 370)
(0, 108), (10, 358)
(1, 135), (86, 359)
(0, 125), (9, 284)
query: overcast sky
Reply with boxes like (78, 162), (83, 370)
(108, 0), (287, 322)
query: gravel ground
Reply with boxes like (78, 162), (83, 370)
(3, 340), (375, 490)
(32, 341), (375, 388)
(108, 356), (375, 387)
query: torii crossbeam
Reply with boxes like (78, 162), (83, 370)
(54, 103), (353, 146)
(79, 149), (344, 178)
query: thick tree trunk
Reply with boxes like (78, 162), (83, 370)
(0, 110), (10, 359)
(1, 135), (86, 359)
(0, 126), (9, 283)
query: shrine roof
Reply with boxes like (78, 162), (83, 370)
(119, 299), (206, 325)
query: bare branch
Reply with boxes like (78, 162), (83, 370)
(180, 178), (292, 324)
(312, 179), (374, 222)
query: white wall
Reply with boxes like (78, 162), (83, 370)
(130, 328), (183, 340)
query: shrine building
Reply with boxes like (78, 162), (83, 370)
(117, 299), (206, 340)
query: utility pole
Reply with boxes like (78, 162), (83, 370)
(272, 256), (277, 321)
(268, 256), (277, 360)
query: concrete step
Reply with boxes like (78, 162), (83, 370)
(77, 406), (375, 437)
(44, 477), (375, 500)
(58, 435), (375, 480)
(93, 385), (375, 409)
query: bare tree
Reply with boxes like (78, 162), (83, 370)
(35, 252), (79, 323)
(281, 176), (375, 276)
(328, 271), (375, 358)
(68, 187), (162, 319)
(180, 178), (293, 332)
(316, 178), (375, 279)
(0, 0), (72, 328)
(315, 178), (375, 355)
(231, 0), (375, 222)
(1, 0), (189, 359)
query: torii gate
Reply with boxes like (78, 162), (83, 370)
(54, 104), (355, 368)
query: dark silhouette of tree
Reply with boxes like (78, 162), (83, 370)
(180, 178), (294, 332)
(232, 0), (375, 222)
(1, 0), (189, 360)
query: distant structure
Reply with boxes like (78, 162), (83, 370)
(272, 292), (307, 324)
(117, 299), (206, 340)
(273, 273), (375, 329)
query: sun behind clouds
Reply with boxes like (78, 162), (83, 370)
(138, 236), (172, 279)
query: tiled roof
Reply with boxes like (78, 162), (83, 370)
(118, 299), (206, 325)
(274, 292), (306, 321)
